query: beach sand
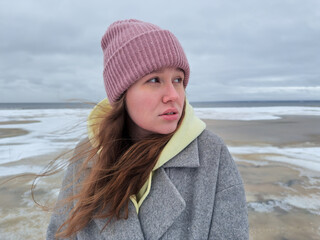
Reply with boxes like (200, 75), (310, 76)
(0, 120), (40, 138)
(1, 116), (320, 239)
(204, 115), (320, 146)
(0, 151), (67, 240)
(203, 116), (320, 240)
(0, 128), (29, 139)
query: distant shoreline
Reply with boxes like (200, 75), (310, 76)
(191, 100), (320, 108)
(1, 100), (320, 109)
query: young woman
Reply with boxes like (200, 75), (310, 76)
(47, 19), (249, 239)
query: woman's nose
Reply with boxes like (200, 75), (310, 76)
(162, 83), (179, 103)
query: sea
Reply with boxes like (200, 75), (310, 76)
(1, 100), (320, 110)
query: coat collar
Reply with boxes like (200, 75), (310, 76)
(93, 134), (201, 240)
(162, 135), (200, 168)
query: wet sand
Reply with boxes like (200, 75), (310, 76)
(0, 152), (65, 240)
(0, 120), (40, 125)
(0, 120), (40, 139)
(1, 116), (320, 239)
(0, 128), (29, 139)
(204, 115), (320, 146)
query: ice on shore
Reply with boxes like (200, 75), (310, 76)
(0, 109), (89, 165)
(248, 199), (292, 213)
(229, 145), (320, 172)
(248, 194), (320, 215)
(0, 106), (320, 177)
(194, 106), (320, 120)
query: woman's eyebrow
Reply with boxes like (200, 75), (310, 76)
(152, 69), (165, 74)
(153, 68), (184, 74)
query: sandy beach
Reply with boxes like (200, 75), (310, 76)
(0, 112), (320, 239)
(203, 116), (320, 240)
(204, 115), (320, 146)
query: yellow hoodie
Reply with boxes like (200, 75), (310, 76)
(87, 98), (206, 213)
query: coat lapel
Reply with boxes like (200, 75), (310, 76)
(138, 168), (186, 240)
(162, 137), (200, 169)
(138, 138), (200, 240)
(91, 136), (201, 240)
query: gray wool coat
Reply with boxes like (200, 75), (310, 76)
(47, 130), (249, 239)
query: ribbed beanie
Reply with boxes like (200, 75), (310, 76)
(101, 19), (190, 103)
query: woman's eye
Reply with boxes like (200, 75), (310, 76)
(173, 78), (183, 83)
(147, 78), (159, 83)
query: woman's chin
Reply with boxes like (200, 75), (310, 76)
(154, 125), (178, 135)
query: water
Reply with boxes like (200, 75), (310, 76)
(1, 100), (320, 110)
(0, 102), (93, 110)
(0, 108), (89, 175)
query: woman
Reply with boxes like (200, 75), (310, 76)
(47, 19), (249, 239)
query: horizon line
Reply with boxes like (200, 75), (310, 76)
(1, 100), (320, 104)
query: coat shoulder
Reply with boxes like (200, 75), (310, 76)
(198, 129), (226, 146)
(196, 129), (243, 191)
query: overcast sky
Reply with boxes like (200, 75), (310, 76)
(0, 0), (319, 102)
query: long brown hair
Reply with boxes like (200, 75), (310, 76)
(55, 95), (185, 238)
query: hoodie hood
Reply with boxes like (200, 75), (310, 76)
(87, 98), (112, 149)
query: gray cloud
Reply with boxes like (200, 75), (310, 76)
(0, 0), (319, 102)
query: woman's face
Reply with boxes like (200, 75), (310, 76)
(126, 67), (185, 139)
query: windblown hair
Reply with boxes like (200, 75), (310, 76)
(55, 95), (185, 238)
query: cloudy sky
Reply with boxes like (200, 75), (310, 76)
(0, 0), (319, 102)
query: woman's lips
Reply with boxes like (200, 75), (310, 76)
(159, 108), (179, 120)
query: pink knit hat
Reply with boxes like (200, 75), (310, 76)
(101, 19), (190, 103)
